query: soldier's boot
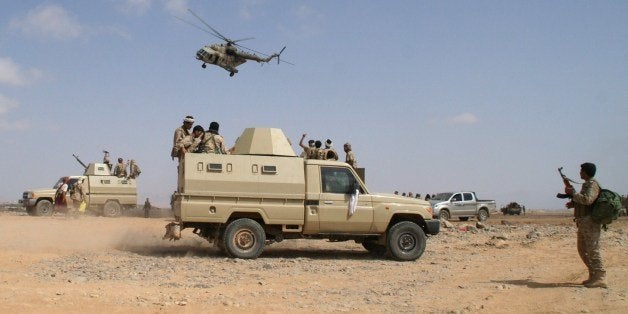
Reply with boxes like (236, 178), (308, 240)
(581, 270), (594, 285)
(584, 271), (607, 288)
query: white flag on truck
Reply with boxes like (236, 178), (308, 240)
(349, 189), (359, 216)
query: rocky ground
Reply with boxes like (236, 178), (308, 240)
(0, 207), (626, 313)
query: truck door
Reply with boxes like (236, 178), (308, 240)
(462, 192), (475, 215)
(318, 166), (373, 233)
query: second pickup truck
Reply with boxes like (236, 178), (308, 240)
(429, 191), (496, 221)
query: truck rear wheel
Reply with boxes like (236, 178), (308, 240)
(477, 208), (489, 222)
(103, 201), (121, 217)
(387, 221), (426, 261)
(34, 200), (53, 216)
(222, 218), (266, 259)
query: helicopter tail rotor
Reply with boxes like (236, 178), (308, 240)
(277, 46), (286, 64)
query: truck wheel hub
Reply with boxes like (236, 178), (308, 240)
(398, 233), (416, 251)
(234, 229), (255, 250)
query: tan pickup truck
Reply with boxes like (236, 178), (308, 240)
(21, 162), (137, 217)
(164, 128), (439, 261)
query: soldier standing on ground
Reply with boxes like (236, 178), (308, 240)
(565, 162), (606, 288)
(203, 122), (228, 154)
(53, 177), (69, 214)
(172, 115), (194, 160)
(143, 198), (152, 218)
(114, 158), (127, 178)
(343, 142), (357, 169)
(70, 178), (86, 216)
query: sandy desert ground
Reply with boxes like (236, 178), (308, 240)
(0, 207), (626, 313)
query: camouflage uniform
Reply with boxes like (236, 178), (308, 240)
(70, 180), (86, 210)
(128, 160), (141, 179)
(201, 133), (228, 154)
(572, 178), (604, 284)
(171, 126), (191, 159)
(176, 134), (202, 154)
(114, 162), (127, 178)
(346, 150), (357, 168)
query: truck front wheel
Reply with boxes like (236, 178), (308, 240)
(387, 221), (426, 261)
(34, 200), (53, 216)
(438, 209), (450, 221)
(222, 218), (266, 259)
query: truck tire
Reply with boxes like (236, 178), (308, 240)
(438, 210), (450, 221)
(34, 200), (53, 216)
(103, 201), (121, 217)
(387, 221), (426, 261)
(362, 241), (387, 257)
(477, 208), (489, 222)
(222, 218), (266, 259)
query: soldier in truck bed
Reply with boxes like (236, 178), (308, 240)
(201, 122), (229, 154)
(114, 158), (127, 178)
(171, 115), (194, 160)
(176, 125), (205, 157)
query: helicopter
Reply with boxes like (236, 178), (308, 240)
(178, 9), (292, 77)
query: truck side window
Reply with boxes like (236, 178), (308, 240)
(463, 193), (473, 201)
(452, 194), (462, 202)
(321, 167), (360, 194)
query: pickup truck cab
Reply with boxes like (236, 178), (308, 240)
(429, 191), (496, 221)
(164, 128), (439, 261)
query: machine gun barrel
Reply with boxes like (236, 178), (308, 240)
(72, 154), (88, 170)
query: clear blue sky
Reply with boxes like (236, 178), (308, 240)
(1, 1), (626, 209)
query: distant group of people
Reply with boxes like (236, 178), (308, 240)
(299, 133), (357, 169)
(171, 116), (231, 161)
(394, 191), (435, 200)
(103, 151), (141, 179)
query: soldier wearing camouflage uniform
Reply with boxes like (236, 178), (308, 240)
(171, 115), (194, 160)
(299, 134), (317, 159)
(344, 142), (357, 169)
(70, 178), (86, 215)
(176, 125), (205, 157)
(113, 158), (127, 178)
(565, 162), (606, 288)
(202, 122), (228, 154)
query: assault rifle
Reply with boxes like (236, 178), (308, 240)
(556, 167), (581, 199)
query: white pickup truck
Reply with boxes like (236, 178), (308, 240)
(429, 192), (496, 221)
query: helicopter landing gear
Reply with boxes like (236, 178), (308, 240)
(229, 72), (234, 77)
(202, 63), (206, 68)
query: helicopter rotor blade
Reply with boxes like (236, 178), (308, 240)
(173, 15), (224, 41)
(231, 37), (255, 43)
(187, 9), (231, 42)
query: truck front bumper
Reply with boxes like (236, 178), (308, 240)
(425, 219), (440, 235)
(22, 199), (36, 207)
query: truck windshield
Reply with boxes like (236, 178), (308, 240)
(432, 193), (452, 201)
